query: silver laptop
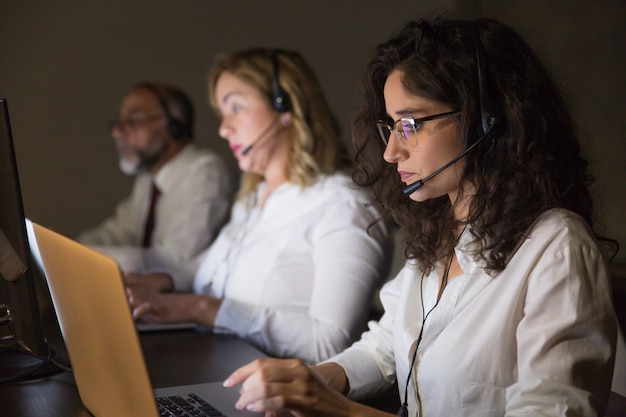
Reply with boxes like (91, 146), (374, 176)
(136, 319), (198, 332)
(27, 220), (262, 417)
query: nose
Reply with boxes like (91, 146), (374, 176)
(218, 117), (233, 140)
(382, 131), (408, 164)
(111, 121), (126, 142)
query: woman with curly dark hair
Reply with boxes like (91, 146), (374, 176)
(222, 17), (618, 416)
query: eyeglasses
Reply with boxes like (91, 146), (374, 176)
(109, 115), (164, 132)
(376, 110), (461, 148)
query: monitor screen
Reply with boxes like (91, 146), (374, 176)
(0, 98), (60, 381)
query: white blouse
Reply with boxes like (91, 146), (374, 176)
(193, 173), (392, 364)
(330, 208), (617, 416)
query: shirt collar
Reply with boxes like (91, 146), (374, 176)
(152, 143), (195, 192)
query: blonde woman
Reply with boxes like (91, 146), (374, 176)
(127, 48), (391, 364)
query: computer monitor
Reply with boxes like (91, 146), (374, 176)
(0, 98), (62, 382)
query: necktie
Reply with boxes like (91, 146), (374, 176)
(142, 182), (161, 248)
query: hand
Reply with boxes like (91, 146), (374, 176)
(130, 292), (222, 327)
(223, 358), (358, 417)
(124, 272), (173, 301)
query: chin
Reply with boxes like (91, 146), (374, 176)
(236, 159), (248, 172)
(408, 194), (428, 203)
(406, 188), (437, 203)
(238, 159), (263, 176)
(119, 157), (140, 175)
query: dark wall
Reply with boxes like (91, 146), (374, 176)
(1, 0), (624, 260)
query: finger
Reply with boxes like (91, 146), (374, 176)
(235, 367), (313, 411)
(236, 381), (301, 412)
(126, 287), (137, 301)
(123, 272), (137, 284)
(132, 301), (153, 319)
(127, 290), (144, 307)
(237, 395), (287, 413)
(224, 358), (305, 388)
(223, 358), (269, 387)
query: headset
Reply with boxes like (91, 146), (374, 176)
(468, 25), (498, 137)
(239, 50), (294, 156)
(401, 24), (501, 196)
(138, 83), (191, 140)
(270, 50), (293, 114)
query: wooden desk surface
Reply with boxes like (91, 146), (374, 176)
(0, 319), (265, 417)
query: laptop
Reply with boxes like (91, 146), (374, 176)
(83, 245), (198, 333)
(136, 320), (198, 332)
(26, 220), (262, 417)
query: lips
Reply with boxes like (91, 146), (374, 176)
(398, 171), (416, 183)
(230, 144), (242, 155)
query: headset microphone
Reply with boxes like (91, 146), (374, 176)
(402, 126), (492, 195)
(240, 115), (280, 156)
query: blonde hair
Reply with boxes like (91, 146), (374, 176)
(208, 48), (346, 200)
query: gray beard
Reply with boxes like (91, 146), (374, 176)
(117, 136), (169, 175)
(118, 154), (141, 175)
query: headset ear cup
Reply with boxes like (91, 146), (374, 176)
(467, 25), (500, 138)
(167, 121), (185, 139)
(273, 90), (292, 114)
(271, 50), (293, 114)
(139, 83), (190, 140)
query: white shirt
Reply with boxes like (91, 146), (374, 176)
(330, 209), (617, 416)
(192, 173), (392, 364)
(78, 144), (236, 290)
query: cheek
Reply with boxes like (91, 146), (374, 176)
(141, 128), (169, 149)
(425, 126), (463, 163)
(408, 140), (450, 172)
(407, 127), (464, 175)
(251, 106), (278, 131)
(124, 130), (151, 148)
(234, 114), (260, 141)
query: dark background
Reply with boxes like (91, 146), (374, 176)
(1, 0), (624, 261)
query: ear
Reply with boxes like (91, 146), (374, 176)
(280, 114), (292, 126)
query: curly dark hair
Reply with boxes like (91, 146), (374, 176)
(352, 17), (617, 275)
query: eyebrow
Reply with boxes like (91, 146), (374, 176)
(221, 91), (243, 105)
(123, 108), (150, 118)
(386, 107), (429, 120)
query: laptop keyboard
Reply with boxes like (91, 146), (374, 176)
(157, 393), (226, 416)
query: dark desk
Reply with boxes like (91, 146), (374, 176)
(3, 311), (621, 416)
(0, 327), (266, 417)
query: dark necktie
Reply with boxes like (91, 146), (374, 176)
(142, 182), (161, 248)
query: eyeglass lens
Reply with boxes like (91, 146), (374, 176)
(377, 119), (417, 147)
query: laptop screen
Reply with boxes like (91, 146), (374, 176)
(0, 98), (49, 361)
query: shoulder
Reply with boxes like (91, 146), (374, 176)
(379, 261), (422, 299)
(504, 208), (605, 277)
(302, 173), (386, 233)
(166, 145), (235, 184)
(157, 145), (236, 193)
(306, 172), (370, 201)
(299, 173), (378, 216)
(176, 144), (228, 167)
(526, 208), (596, 249)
